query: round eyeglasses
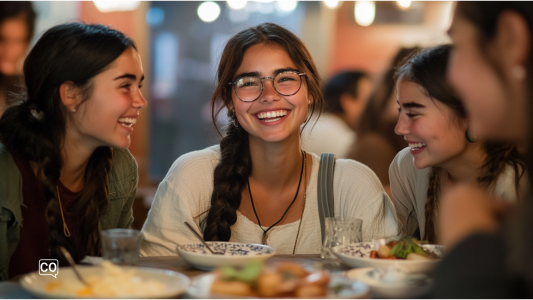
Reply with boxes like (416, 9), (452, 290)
(228, 71), (307, 102)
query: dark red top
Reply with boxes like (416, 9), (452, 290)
(9, 155), (84, 279)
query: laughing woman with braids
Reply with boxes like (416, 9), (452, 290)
(141, 23), (399, 256)
(390, 45), (526, 243)
(0, 23), (146, 280)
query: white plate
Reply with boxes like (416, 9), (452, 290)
(186, 273), (369, 298)
(346, 267), (432, 298)
(332, 242), (444, 274)
(177, 242), (276, 271)
(20, 265), (190, 299)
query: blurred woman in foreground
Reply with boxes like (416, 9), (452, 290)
(433, 2), (533, 297)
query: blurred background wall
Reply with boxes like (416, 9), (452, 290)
(25, 1), (453, 228)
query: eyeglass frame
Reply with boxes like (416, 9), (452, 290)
(227, 71), (307, 102)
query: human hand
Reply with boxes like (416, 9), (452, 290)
(438, 184), (512, 249)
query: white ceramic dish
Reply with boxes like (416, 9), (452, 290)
(186, 273), (369, 299)
(346, 267), (432, 298)
(332, 242), (444, 274)
(20, 265), (190, 299)
(177, 242), (276, 271)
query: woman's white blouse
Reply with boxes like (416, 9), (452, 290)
(141, 145), (400, 256)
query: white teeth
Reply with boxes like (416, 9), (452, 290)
(118, 117), (137, 126)
(409, 142), (427, 149)
(257, 110), (288, 120)
(264, 117), (281, 122)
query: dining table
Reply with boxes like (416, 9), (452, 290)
(0, 255), (354, 299)
(137, 254), (351, 278)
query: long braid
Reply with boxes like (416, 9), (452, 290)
(203, 116), (251, 241)
(424, 167), (441, 244)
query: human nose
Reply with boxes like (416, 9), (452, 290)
(133, 88), (148, 109)
(394, 113), (409, 136)
(260, 77), (279, 102)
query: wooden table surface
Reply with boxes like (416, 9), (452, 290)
(137, 255), (351, 278)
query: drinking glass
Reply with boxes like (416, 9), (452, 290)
(101, 229), (142, 265)
(321, 218), (362, 259)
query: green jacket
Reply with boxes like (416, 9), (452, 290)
(0, 143), (138, 280)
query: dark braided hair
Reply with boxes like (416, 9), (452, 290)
(202, 23), (324, 241)
(0, 23), (136, 261)
(395, 44), (525, 243)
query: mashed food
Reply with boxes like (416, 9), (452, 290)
(46, 261), (167, 298)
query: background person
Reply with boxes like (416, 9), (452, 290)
(0, 23), (146, 280)
(347, 47), (418, 198)
(390, 44), (525, 243)
(0, 1), (36, 117)
(431, 2), (533, 297)
(141, 23), (400, 256)
(302, 71), (371, 158)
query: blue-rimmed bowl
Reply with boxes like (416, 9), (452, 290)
(332, 242), (444, 274)
(177, 242), (276, 270)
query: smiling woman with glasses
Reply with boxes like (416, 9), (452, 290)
(140, 23), (400, 256)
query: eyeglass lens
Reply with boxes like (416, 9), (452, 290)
(234, 71), (302, 102)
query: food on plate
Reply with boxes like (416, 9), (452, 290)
(45, 261), (167, 297)
(370, 238), (440, 260)
(210, 259), (331, 297)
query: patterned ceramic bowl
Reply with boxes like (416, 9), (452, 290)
(332, 242), (444, 274)
(177, 242), (276, 270)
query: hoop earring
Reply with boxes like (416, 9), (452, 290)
(465, 129), (477, 143)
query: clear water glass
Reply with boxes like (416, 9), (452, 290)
(101, 229), (142, 265)
(321, 218), (362, 259)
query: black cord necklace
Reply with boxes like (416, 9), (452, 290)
(248, 150), (305, 245)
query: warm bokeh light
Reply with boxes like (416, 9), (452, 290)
(227, 0), (247, 10)
(324, 0), (340, 9)
(354, 1), (375, 27)
(276, 1), (297, 12)
(396, 0), (411, 10)
(197, 1), (221, 23)
(93, 1), (140, 13)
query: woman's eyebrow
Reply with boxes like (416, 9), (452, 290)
(233, 71), (260, 80)
(397, 100), (425, 108)
(273, 67), (299, 75)
(113, 74), (137, 81)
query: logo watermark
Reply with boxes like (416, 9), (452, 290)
(39, 259), (58, 278)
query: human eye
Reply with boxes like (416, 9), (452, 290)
(120, 83), (132, 90)
(276, 72), (298, 83)
(236, 77), (259, 88)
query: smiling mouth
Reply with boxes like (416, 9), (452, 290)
(256, 110), (289, 123)
(409, 142), (427, 151)
(118, 117), (137, 128)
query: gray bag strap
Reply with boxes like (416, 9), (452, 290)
(318, 153), (336, 243)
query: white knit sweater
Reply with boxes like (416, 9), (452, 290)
(140, 145), (400, 256)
